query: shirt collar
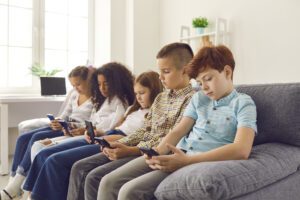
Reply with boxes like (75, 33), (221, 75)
(213, 89), (237, 107)
(168, 84), (193, 98)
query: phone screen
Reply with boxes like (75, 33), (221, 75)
(139, 147), (159, 157)
(85, 120), (95, 144)
(47, 114), (55, 121)
(94, 137), (111, 148)
(58, 120), (72, 136)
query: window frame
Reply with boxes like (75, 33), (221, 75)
(0, 0), (95, 95)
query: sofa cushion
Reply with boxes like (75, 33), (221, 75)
(154, 143), (300, 200)
(235, 83), (300, 146)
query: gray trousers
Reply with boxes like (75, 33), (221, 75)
(67, 152), (138, 200)
(98, 156), (169, 200)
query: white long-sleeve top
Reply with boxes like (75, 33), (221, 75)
(58, 90), (93, 123)
(117, 108), (149, 136)
(90, 96), (128, 132)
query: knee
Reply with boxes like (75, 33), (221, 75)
(30, 132), (45, 142)
(118, 180), (137, 200)
(71, 160), (84, 176)
(16, 134), (29, 144)
(98, 172), (116, 193)
(35, 149), (52, 162)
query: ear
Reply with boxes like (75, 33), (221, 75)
(224, 65), (233, 80)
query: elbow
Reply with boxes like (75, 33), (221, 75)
(238, 150), (251, 160)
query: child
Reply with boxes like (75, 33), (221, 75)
(107, 45), (258, 200)
(21, 62), (136, 200)
(0, 66), (94, 200)
(67, 42), (195, 200)
(22, 71), (163, 200)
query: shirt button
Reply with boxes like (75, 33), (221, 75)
(205, 131), (209, 134)
(213, 107), (217, 110)
(226, 117), (230, 121)
(206, 120), (210, 124)
(189, 146), (193, 150)
(198, 137), (202, 140)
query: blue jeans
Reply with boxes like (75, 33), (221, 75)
(11, 127), (64, 176)
(23, 138), (100, 200)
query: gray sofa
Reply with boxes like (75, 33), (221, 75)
(155, 83), (300, 200)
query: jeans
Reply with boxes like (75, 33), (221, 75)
(11, 127), (64, 176)
(23, 138), (99, 200)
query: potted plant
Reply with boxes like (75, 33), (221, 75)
(192, 17), (209, 34)
(29, 63), (66, 96)
(29, 63), (62, 77)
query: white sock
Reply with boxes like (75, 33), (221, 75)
(8, 176), (14, 185)
(2, 173), (25, 198)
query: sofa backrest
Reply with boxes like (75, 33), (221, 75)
(236, 83), (300, 146)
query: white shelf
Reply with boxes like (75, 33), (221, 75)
(179, 18), (229, 46)
(180, 32), (216, 40)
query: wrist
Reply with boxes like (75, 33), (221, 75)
(128, 146), (141, 156)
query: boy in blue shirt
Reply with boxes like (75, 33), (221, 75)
(99, 45), (257, 200)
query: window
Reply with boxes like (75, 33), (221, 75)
(0, 0), (94, 94)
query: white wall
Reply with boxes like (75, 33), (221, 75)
(159, 0), (300, 84)
(94, 0), (160, 75)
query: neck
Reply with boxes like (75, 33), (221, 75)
(173, 77), (190, 92)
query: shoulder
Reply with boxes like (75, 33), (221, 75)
(190, 91), (210, 105)
(232, 92), (256, 113)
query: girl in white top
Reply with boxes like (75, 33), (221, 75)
(0, 66), (94, 200)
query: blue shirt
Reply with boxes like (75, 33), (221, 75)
(176, 89), (257, 154)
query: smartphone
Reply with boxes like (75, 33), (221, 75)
(139, 147), (159, 157)
(85, 120), (96, 144)
(94, 137), (111, 148)
(46, 114), (55, 121)
(58, 120), (72, 136)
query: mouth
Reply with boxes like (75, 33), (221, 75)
(206, 92), (213, 96)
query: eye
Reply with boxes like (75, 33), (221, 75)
(204, 77), (212, 82)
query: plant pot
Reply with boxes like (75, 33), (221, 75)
(195, 27), (205, 34)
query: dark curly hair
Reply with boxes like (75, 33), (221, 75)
(91, 62), (135, 111)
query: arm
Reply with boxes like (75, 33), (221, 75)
(107, 103), (127, 130)
(156, 116), (195, 154)
(58, 91), (77, 120)
(149, 127), (255, 172)
(188, 127), (255, 163)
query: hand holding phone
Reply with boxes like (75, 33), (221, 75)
(94, 137), (111, 148)
(139, 147), (159, 158)
(58, 120), (72, 136)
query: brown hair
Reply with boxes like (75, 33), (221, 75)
(126, 71), (163, 117)
(156, 42), (194, 70)
(186, 45), (235, 79)
(68, 65), (95, 95)
(68, 66), (89, 79)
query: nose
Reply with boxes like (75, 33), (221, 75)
(202, 83), (209, 90)
(159, 74), (164, 81)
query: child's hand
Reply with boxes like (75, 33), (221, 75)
(146, 144), (190, 172)
(103, 142), (130, 160)
(50, 120), (62, 131)
(84, 130), (92, 143)
(70, 127), (85, 136)
(39, 138), (52, 146)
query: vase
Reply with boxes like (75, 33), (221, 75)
(195, 27), (205, 34)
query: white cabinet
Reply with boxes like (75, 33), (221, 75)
(180, 18), (229, 51)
